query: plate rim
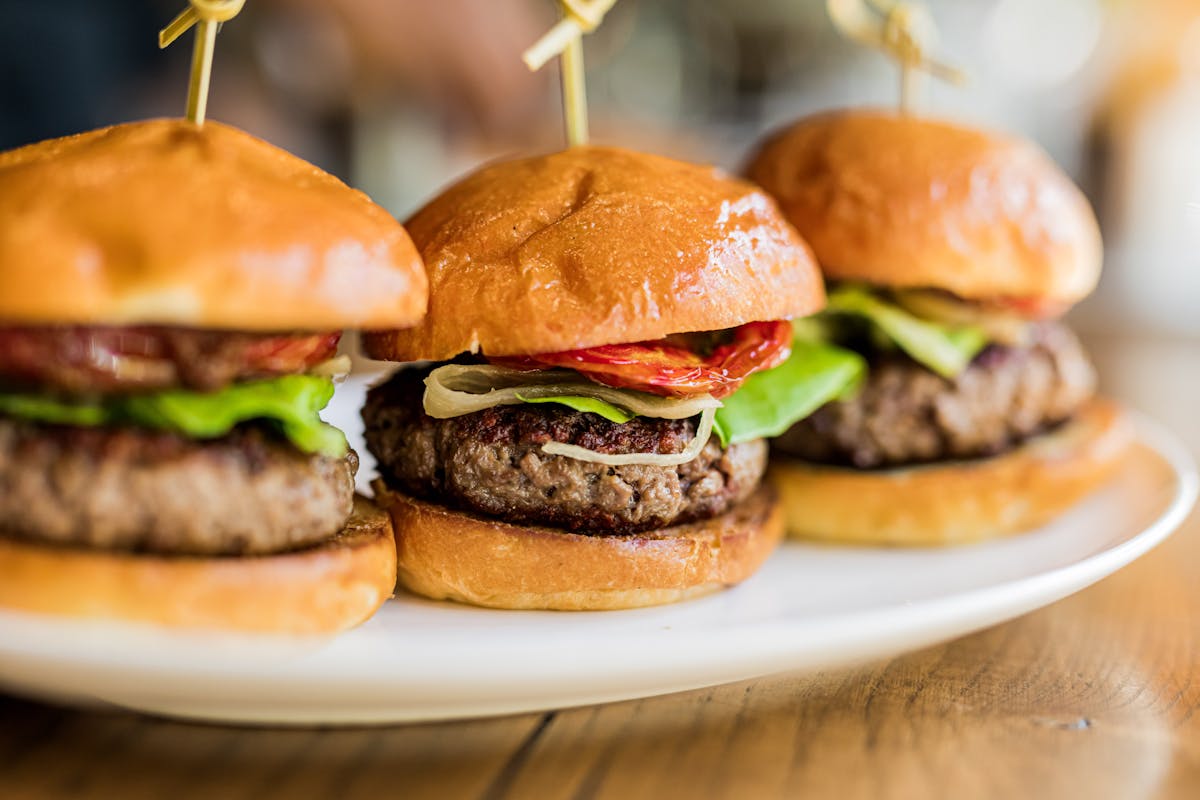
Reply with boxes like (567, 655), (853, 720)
(0, 411), (1193, 724)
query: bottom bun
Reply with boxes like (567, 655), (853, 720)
(373, 482), (784, 610)
(769, 398), (1133, 546)
(0, 495), (396, 633)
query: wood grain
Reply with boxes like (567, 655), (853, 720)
(0, 334), (1196, 800)
(0, 696), (549, 800)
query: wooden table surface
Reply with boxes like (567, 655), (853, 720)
(1, 334), (1197, 800)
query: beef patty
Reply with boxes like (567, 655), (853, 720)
(773, 322), (1096, 469)
(0, 419), (356, 555)
(363, 368), (767, 534)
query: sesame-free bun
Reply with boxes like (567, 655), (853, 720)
(769, 399), (1132, 546)
(0, 119), (426, 330)
(0, 496), (397, 633)
(364, 146), (823, 362)
(746, 110), (1102, 307)
(373, 481), (783, 610)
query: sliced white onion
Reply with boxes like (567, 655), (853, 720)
(893, 290), (1033, 346)
(423, 363), (720, 420)
(107, 354), (176, 386)
(308, 354), (353, 382)
(541, 407), (716, 466)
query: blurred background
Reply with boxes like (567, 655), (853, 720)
(1, 0), (1197, 337)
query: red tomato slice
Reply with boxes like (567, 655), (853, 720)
(240, 332), (342, 375)
(494, 320), (792, 399)
(0, 327), (340, 394)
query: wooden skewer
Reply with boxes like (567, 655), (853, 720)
(827, 0), (965, 115)
(158, 0), (247, 126)
(522, 0), (618, 147)
(560, 34), (589, 147)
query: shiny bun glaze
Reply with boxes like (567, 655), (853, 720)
(364, 146), (824, 361)
(0, 119), (426, 330)
(746, 110), (1102, 307)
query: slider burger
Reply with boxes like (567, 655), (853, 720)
(746, 110), (1132, 545)
(0, 120), (427, 631)
(363, 147), (863, 610)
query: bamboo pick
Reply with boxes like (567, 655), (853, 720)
(827, 0), (965, 114)
(159, 0), (247, 125)
(560, 34), (589, 146)
(523, 0), (618, 147)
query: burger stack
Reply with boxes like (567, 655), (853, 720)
(362, 146), (859, 610)
(0, 120), (425, 631)
(0, 111), (1125, 625)
(746, 110), (1128, 545)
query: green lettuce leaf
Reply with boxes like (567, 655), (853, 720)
(502, 337), (864, 447)
(0, 374), (346, 457)
(514, 393), (635, 424)
(789, 315), (835, 344)
(0, 394), (110, 426)
(713, 340), (866, 446)
(823, 285), (987, 378)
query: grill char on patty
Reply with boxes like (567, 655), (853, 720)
(773, 321), (1096, 469)
(362, 366), (767, 534)
(0, 419), (357, 555)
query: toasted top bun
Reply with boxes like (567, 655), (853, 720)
(0, 119), (426, 330)
(364, 146), (823, 362)
(746, 110), (1102, 307)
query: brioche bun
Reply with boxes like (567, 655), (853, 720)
(0, 496), (397, 633)
(364, 146), (823, 362)
(0, 119), (426, 330)
(769, 399), (1132, 546)
(373, 481), (783, 610)
(746, 110), (1102, 307)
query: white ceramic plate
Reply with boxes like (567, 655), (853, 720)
(0, 377), (1193, 726)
